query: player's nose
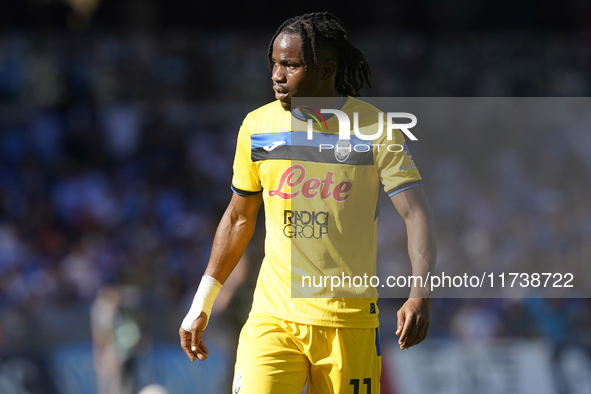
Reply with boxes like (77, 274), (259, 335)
(271, 64), (286, 83)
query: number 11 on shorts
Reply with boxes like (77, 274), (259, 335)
(350, 378), (371, 394)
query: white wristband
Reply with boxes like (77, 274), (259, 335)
(181, 276), (222, 332)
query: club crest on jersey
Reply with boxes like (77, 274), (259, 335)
(335, 139), (351, 162)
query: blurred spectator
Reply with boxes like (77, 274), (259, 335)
(91, 285), (143, 394)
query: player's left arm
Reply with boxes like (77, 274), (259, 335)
(390, 186), (437, 349)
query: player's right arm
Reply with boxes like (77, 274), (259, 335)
(179, 191), (262, 361)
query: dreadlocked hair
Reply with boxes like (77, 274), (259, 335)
(267, 12), (372, 97)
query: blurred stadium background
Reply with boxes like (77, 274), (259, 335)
(1, 1), (591, 393)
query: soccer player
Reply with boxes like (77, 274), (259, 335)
(179, 12), (437, 394)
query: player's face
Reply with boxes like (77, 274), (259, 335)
(271, 33), (324, 110)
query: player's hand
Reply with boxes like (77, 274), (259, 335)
(179, 311), (209, 361)
(396, 298), (430, 350)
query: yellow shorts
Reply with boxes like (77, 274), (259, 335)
(232, 314), (381, 394)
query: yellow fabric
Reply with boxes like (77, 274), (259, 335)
(232, 98), (422, 328)
(233, 314), (381, 394)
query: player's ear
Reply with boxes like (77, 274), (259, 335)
(320, 59), (337, 81)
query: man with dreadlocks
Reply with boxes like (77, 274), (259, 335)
(180, 12), (436, 394)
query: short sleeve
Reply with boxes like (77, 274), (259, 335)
(375, 129), (423, 197)
(231, 120), (262, 196)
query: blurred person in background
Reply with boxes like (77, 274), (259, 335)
(91, 285), (143, 394)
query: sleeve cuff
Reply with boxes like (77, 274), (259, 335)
(386, 180), (423, 197)
(231, 184), (263, 196)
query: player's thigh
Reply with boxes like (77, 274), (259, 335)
(307, 327), (381, 394)
(233, 315), (310, 394)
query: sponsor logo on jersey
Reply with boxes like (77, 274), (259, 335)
(268, 165), (352, 201)
(283, 210), (329, 239)
(263, 140), (287, 151)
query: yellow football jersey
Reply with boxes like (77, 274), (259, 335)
(231, 97), (422, 328)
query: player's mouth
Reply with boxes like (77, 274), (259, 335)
(273, 85), (289, 101)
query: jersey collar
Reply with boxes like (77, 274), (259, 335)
(290, 94), (347, 122)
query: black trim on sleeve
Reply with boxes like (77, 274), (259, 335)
(385, 180), (423, 197)
(231, 184), (263, 196)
